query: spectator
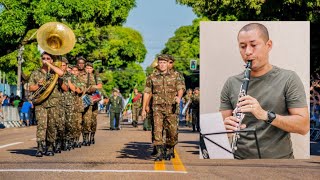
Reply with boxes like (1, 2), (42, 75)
(19, 99), (33, 126)
(13, 96), (21, 108)
(2, 95), (10, 106)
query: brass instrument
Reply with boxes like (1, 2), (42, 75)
(30, 22), (76, 104)
(151, 58), (158, 68)
(230, 60), (252, 153)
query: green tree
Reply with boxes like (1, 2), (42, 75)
(110, 62), (146, 97)
(176, 0), (320, 22)
(159, 18), (208, 89)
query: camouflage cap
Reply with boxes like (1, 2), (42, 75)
(157, 54), (175, 62)
(113, 88), (119, 92)
(85, 62), (93, 67)
(194, 87), (200, 91)
(76, 56), (86, 62)
(61, 57), (69, 64)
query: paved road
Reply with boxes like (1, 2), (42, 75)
(0, 113), (319, 179)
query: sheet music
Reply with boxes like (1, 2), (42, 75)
(200, 112), (234, 159)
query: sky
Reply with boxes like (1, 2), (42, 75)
(124, 0), (197, 69)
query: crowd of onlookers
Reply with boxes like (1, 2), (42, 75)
(0, 91), (35, 126)
(310, 73), (320, 141)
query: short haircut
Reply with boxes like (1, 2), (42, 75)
(41, 51), (53, 59)
(76, 56), (86, 62)
(238, 23), (269, 43)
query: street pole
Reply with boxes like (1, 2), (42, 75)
(3, 72), (5, 94)
(17, 46), (24, 97)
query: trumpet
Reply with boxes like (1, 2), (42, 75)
(230, 60), (252, 153)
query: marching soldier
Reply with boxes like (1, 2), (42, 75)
(85, 62), (102, 144)
(70, 65), (84, 148)
(132, 88), (142, 127)
(55, 58), (69, 152)
(76, 58), (102, 146)
(191, 87), (200, 132)
(28, 52), (64, 157)
(108, 88), (123, 130)
(142, 54), (185, 161)
(182, 89), (193, 127)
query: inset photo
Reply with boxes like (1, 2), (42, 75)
(200, 21), (310, 159)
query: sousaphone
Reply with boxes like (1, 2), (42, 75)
(30, 22), (76, 104)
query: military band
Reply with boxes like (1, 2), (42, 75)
(26, 20), (195, 160)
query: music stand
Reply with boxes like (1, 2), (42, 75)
(199, 113), (261, 159)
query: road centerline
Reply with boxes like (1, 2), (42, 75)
(0, 142), (24, 149)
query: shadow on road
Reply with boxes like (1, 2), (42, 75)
(178, 129), (199, 134)
(8, 148), (37, 157)
(179, 140), (199, 155)
(117, 141), (152, 160)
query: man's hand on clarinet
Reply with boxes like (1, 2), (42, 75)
(224, 116), (246, 138)
(237, 95), (268, 121)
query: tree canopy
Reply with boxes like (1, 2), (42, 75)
(160, 18), (208, 90)
(176, 0), (320, 22)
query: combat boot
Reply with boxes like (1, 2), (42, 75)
(90, 132), (95, 145)
(35, 141), (44, 157)
(165, 145), (175, 160)
(55, 140), (62, 153)
(192, 124), (196, 132)
(86, 133), (91, 146)
(74, 137), (81, 148)
(45, 142), (54, 156)
(82, 133), (90, 146)
(82, 133), (87, 146)
(151, 146), (157, 156)
(154, 145), (164, 161)
(63, 140), (68, 151)
(132, 121), (138, 127)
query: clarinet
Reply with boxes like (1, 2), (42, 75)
(230, 60), (252, 153)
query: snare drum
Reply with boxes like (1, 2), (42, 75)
(82, 94), (92, 108)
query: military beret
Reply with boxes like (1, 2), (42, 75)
(157, 54), (175, 62)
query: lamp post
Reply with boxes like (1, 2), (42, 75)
(17, 46), (25, 97)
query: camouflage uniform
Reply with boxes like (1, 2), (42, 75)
(72, 75), (84, 147)
(77, 71), (102, 145)
(182, 94), (192, 127)
(90, 72), (102, 144)
(144, 69), (185, 148)
(108, 95), (123, 129)
(29, 69), (60, 155)
(62, 72), (76, 150)
(132, 93), (142, 127)
(55, 81), (66, 152)
(191, 94), (200, 131)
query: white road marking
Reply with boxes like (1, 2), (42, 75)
(0, 169), (188, 174)
(0, 142), (24, 149)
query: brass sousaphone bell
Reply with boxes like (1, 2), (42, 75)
(30, 22), (76, 104)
